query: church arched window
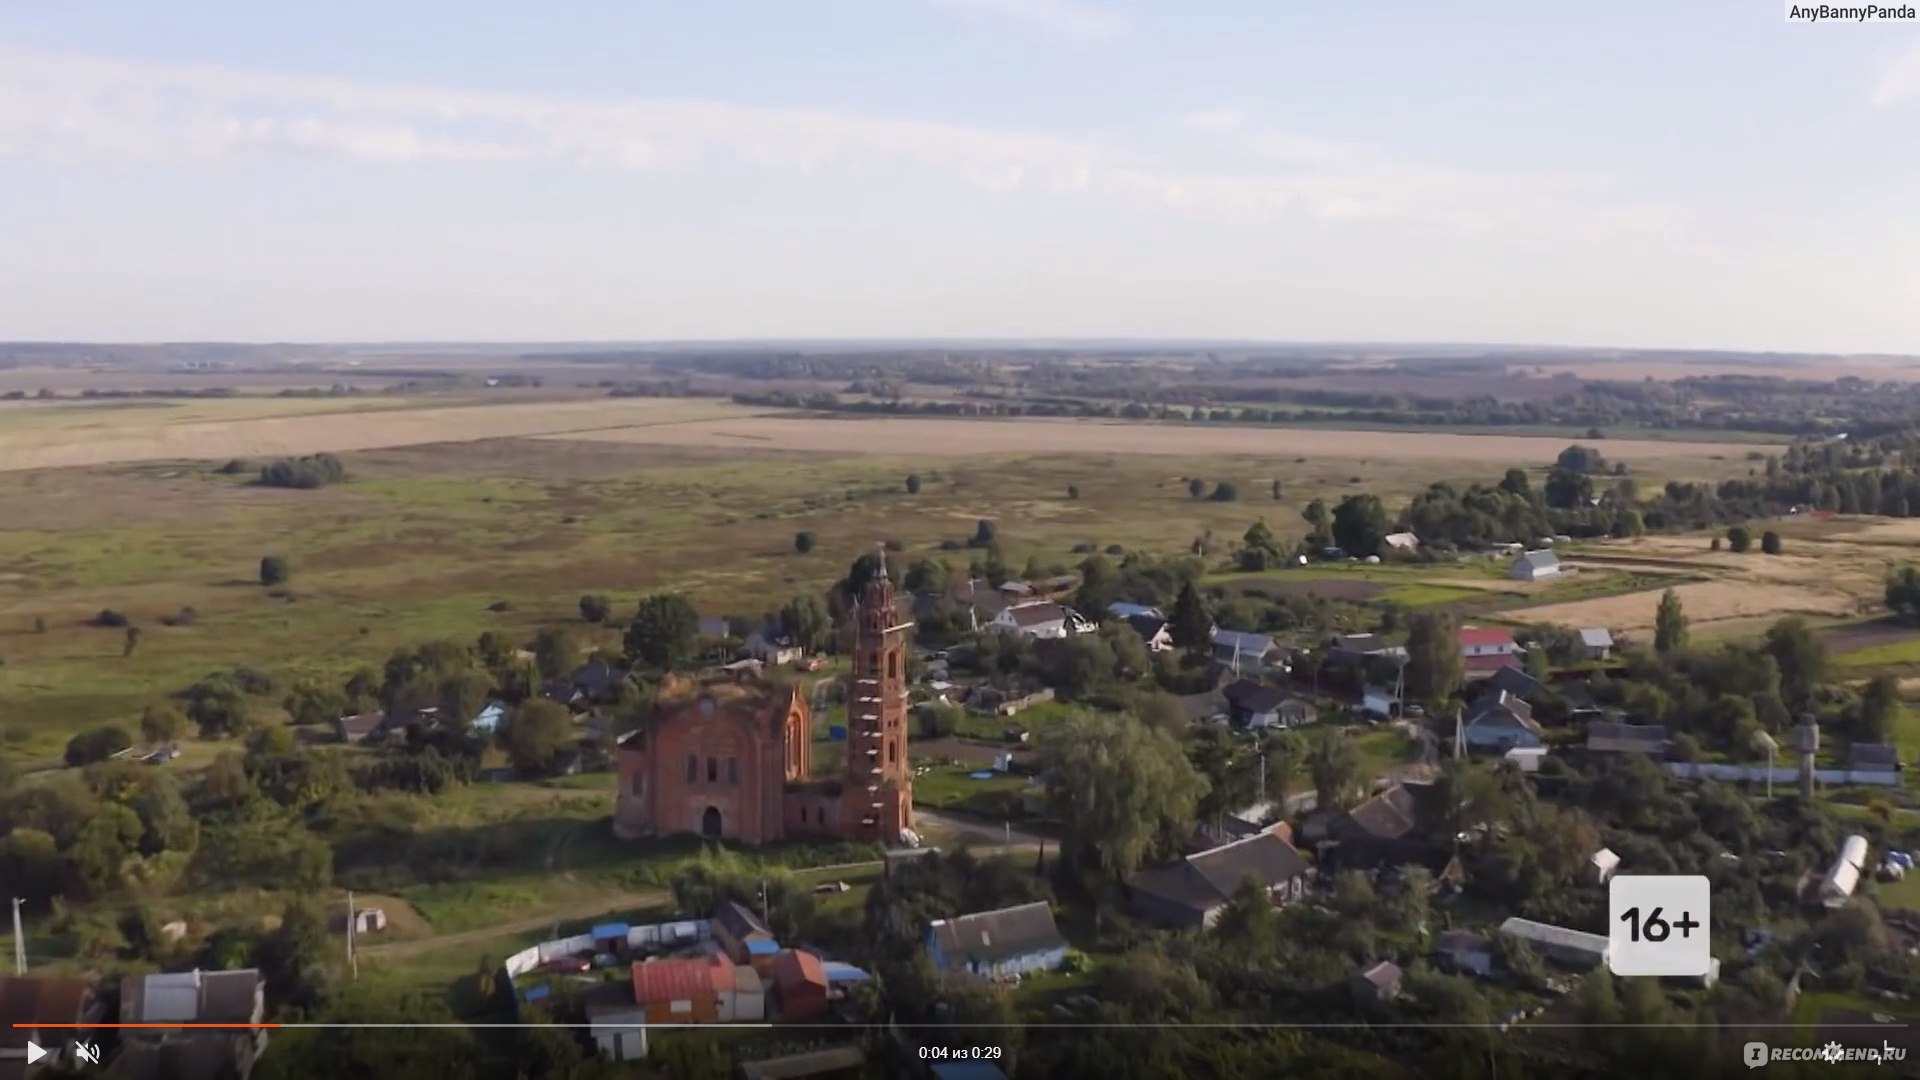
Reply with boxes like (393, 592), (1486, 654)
(888, 742), (898, 765)
(888, 651), (898, 680)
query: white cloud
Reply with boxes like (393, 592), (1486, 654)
(927, 0), (1131, 41)
(1180, 106), (1246, 131)
(1871, 38), (1920, 104)
(0, 46), (1686, 244)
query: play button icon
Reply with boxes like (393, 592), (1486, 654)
(24, 1041), (47, 1064)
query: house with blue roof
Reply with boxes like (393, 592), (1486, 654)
(469, 701), (507, 735)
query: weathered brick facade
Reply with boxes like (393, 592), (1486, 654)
(614, 548), (914, 846)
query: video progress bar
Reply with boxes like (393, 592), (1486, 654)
(15, 1014), (1904, 1022)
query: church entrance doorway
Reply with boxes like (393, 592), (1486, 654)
(701, 806), (723, 839)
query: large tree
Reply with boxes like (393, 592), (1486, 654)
(1238, 519), (1283, 571)
(1762, 616), (1827, 710)
(1404, 612), (1464, 705)
(625, 593), (699, 670)
(778, 594), (830, 653)
(1330, 494), (1391, 557)
(1858, 673), (1899, 743)
(1301, 499), (1332, 546)
(1306, 729), (1363, 810)
(532, 627), (584, 681)
(1168, 581), (1212, 657)
(1035, 711), (1206, 880)
(1653, 588), (1688, 654)
(499, 700), (576, 775)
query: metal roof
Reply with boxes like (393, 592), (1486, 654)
(1498, 917), (1609, 956)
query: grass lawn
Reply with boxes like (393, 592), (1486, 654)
(1836, 638), (1920, 670)
(1351, 726), (1424, 779)
(1374, 583), (1488, 608)
(913, 763), (1030, 816)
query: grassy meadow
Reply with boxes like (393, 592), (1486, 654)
(0, 408), (1752, 757)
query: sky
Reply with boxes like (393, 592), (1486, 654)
(1, 1), (1917, 352)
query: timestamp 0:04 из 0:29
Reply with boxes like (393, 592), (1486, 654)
(919, 1046), (1005, 1061)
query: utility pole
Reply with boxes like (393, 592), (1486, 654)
(345, 890), (357, 980)
(13, 897), (26, 975)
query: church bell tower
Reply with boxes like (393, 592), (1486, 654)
(846, 544), (914, 841)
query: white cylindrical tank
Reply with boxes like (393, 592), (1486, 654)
(1840, 834), (1869, 870)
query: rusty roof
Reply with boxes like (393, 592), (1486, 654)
(770, 949), (827, 991)
(0, 975), (94, 1047)
(630, 958), (727, 1005)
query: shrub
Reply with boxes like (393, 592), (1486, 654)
(1727, 525), (1753, 553)
(65, 724), (132, 767)
(259, 555), (290, 586)
(486, 600), (513, 612)
(905, 474), (922, 495)
(794, 531), (817, 555)
(1209, 482), (1239, 502)
(1761, 531), (1783, 555)
(579, 594), (613, 624)
(1066, 485), (1080, 500)
(159, 606), (200, 627)
(216, 459), (248, 475)
(258, 453), (346, 490)
(92, 609), (129, 628)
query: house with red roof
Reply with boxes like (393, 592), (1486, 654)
(629, 957), (727, 1024)
(1458, 626), (1522, 678)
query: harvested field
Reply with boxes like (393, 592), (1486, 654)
(0, 397), (756, 472)
(545, 415), (1761, 468)
(1505, 580), (1859, 635)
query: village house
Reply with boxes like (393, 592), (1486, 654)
(1107, 601), (1163, 621)
(925, 901), (1069, 980)
(1821, 835), (1869, 908)
(1210, 628), (1282, 675)
(988, 601), (1093, 640)
(1577, 627), (1615, 661)
(1482, 665), (1547, 703)
(697, 616), (732, 640)
(1127, 831), (1310, 928)
(1586, 722), (1670, 755)
(1458, 626), (1522, 679)
(333, 712), (384, 745)
(1313, 782), (1466, 888)
(1509, 549), (1563, 581)
(1122, 612), (1175, 652)
(1350, 960), (1404, 1005)
(569, 658), (628, 704)
(1382, 531), (1420, 554)
(1459, 691), (1543, 754)
(114, 968), (268, 1080)
(997, 580), (1034, 601)
(1499, 917), (1611, 969)
(1221, 678), (1315, 731)
(629, 957), (726, 1024)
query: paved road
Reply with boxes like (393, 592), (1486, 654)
(913, 807), (1051, 852)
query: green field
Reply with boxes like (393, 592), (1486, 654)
(0, 432), (1607, 759)
(913, 763), (1031, 815)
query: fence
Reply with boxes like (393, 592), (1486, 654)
(501, 918), (714, 1019)
(1662, 762), (1899, 787)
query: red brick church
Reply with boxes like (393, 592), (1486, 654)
(614, 549), (914, 846)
